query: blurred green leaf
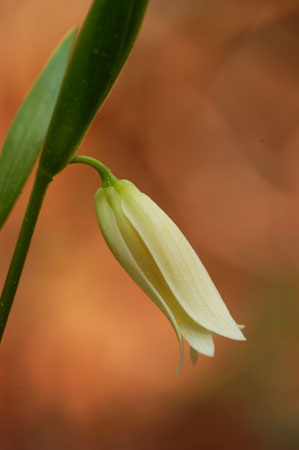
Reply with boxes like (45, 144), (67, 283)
(0, 29), (77, 229)
(39, 0), (149, 176)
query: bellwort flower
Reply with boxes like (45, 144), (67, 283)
(93, 170), (245, 373)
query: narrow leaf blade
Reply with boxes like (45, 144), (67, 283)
(0, 28), (77, 229)
(39, 0), (149, 176)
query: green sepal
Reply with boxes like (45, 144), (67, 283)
(0, 29), (77, 229)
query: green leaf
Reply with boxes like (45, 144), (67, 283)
(39, 0), (149, 176)
(0, 29), (77, 229)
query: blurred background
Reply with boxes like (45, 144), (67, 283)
(1, 0), (299, 448)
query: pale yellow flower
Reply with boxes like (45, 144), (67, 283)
(94, 179), (245, 372)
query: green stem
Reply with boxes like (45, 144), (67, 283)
(0, 168), (52, 341)
(0, 155), (113, 342)
(70, 155), (117, 187)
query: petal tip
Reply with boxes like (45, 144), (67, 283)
(235, 327), (246, 341)
(189, 346), (198, 365)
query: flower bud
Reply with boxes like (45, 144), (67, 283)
(94, 179), (245, 372)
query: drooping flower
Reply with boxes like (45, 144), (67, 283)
(94, 177), (245, 372)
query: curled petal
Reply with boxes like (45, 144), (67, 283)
(117, 180), (245, 341)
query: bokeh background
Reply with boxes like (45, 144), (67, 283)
(1, 0), (299, 449)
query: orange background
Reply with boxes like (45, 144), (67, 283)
(1, 1), (299, 449)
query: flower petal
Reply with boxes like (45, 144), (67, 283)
(178, 312), (214, 357)
(95, 187), (185, 373)
(117, 180), (245, 341)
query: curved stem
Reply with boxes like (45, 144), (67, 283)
(0, 168), (52, 341)
(0, 155), (114, 342)
(70, 155), (117, 187)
